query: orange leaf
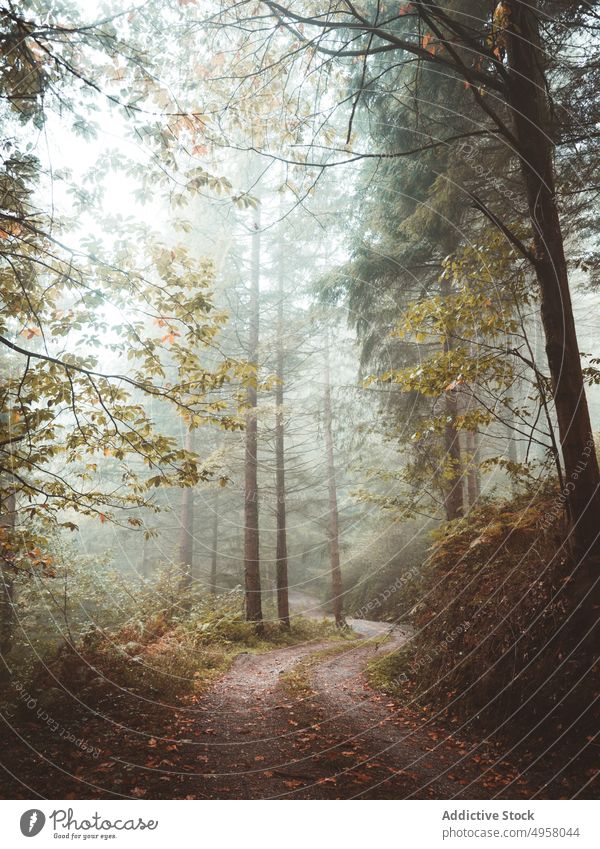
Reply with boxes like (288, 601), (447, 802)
(421, 32), (438, 56)
(22, 327), (41, 340)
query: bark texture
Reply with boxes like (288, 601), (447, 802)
(506, 2), (600, 626)
(0, 490), (16, 663)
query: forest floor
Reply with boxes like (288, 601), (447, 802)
(0, 594), (589, 800)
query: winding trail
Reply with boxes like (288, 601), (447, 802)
(0, 595), (553, 799)
(147, 598), (539, 799)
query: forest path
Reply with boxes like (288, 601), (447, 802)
(0, 595), (544, 799)
(149, 596), (537, 799)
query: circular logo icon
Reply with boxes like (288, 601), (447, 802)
(20, 810), (46, 837)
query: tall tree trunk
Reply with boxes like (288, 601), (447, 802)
(179, 429), (195, 597)
(0, 489), (16, 665)
(210, 488), (219, 596)
(275, 224), (290, 628)
(244, 208), (263, 627)
(506, 3), (600, 623)
(323, 334), (344, 627)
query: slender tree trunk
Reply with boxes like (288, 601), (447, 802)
(275, 225), (290, 628)
(244, 208), (263, 627)
(466, 430), (480, 507)
(323, 334), (344, 627)
(533, 316), (552, 465)
(179, 429), (195, 596)
(444, 390), (464, 520)
(141, 532), (151, 577)
(441, 279), (464, 520)
(210, 488), (219, 596)
(504, 415), (519, 496)
(0, 490), (16, 664)
(506, 3), (600, 622)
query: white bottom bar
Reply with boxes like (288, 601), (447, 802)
(0, 799), (598, 848)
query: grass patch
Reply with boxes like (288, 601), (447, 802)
(280, 633), (383, 699)
(366, 644), (415, 700)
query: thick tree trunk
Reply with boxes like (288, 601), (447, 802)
(179, 429), (195, 597)
(210, 489), (219, 596)
(0, 490), (16, 664)
(244, 209), (263, 626)
(323, 335), (344, 627)
(275, 228), (290, 628)
(506, 3), (600, 620)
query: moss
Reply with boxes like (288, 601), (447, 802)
(366, 489), (591, 744)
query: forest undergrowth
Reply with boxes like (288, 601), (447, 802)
(367, 489), (598, 790)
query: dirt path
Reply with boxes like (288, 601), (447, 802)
(0, 599), (555, 799)
(300, 619), (522, 799)
(123, 608), (540, 799)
